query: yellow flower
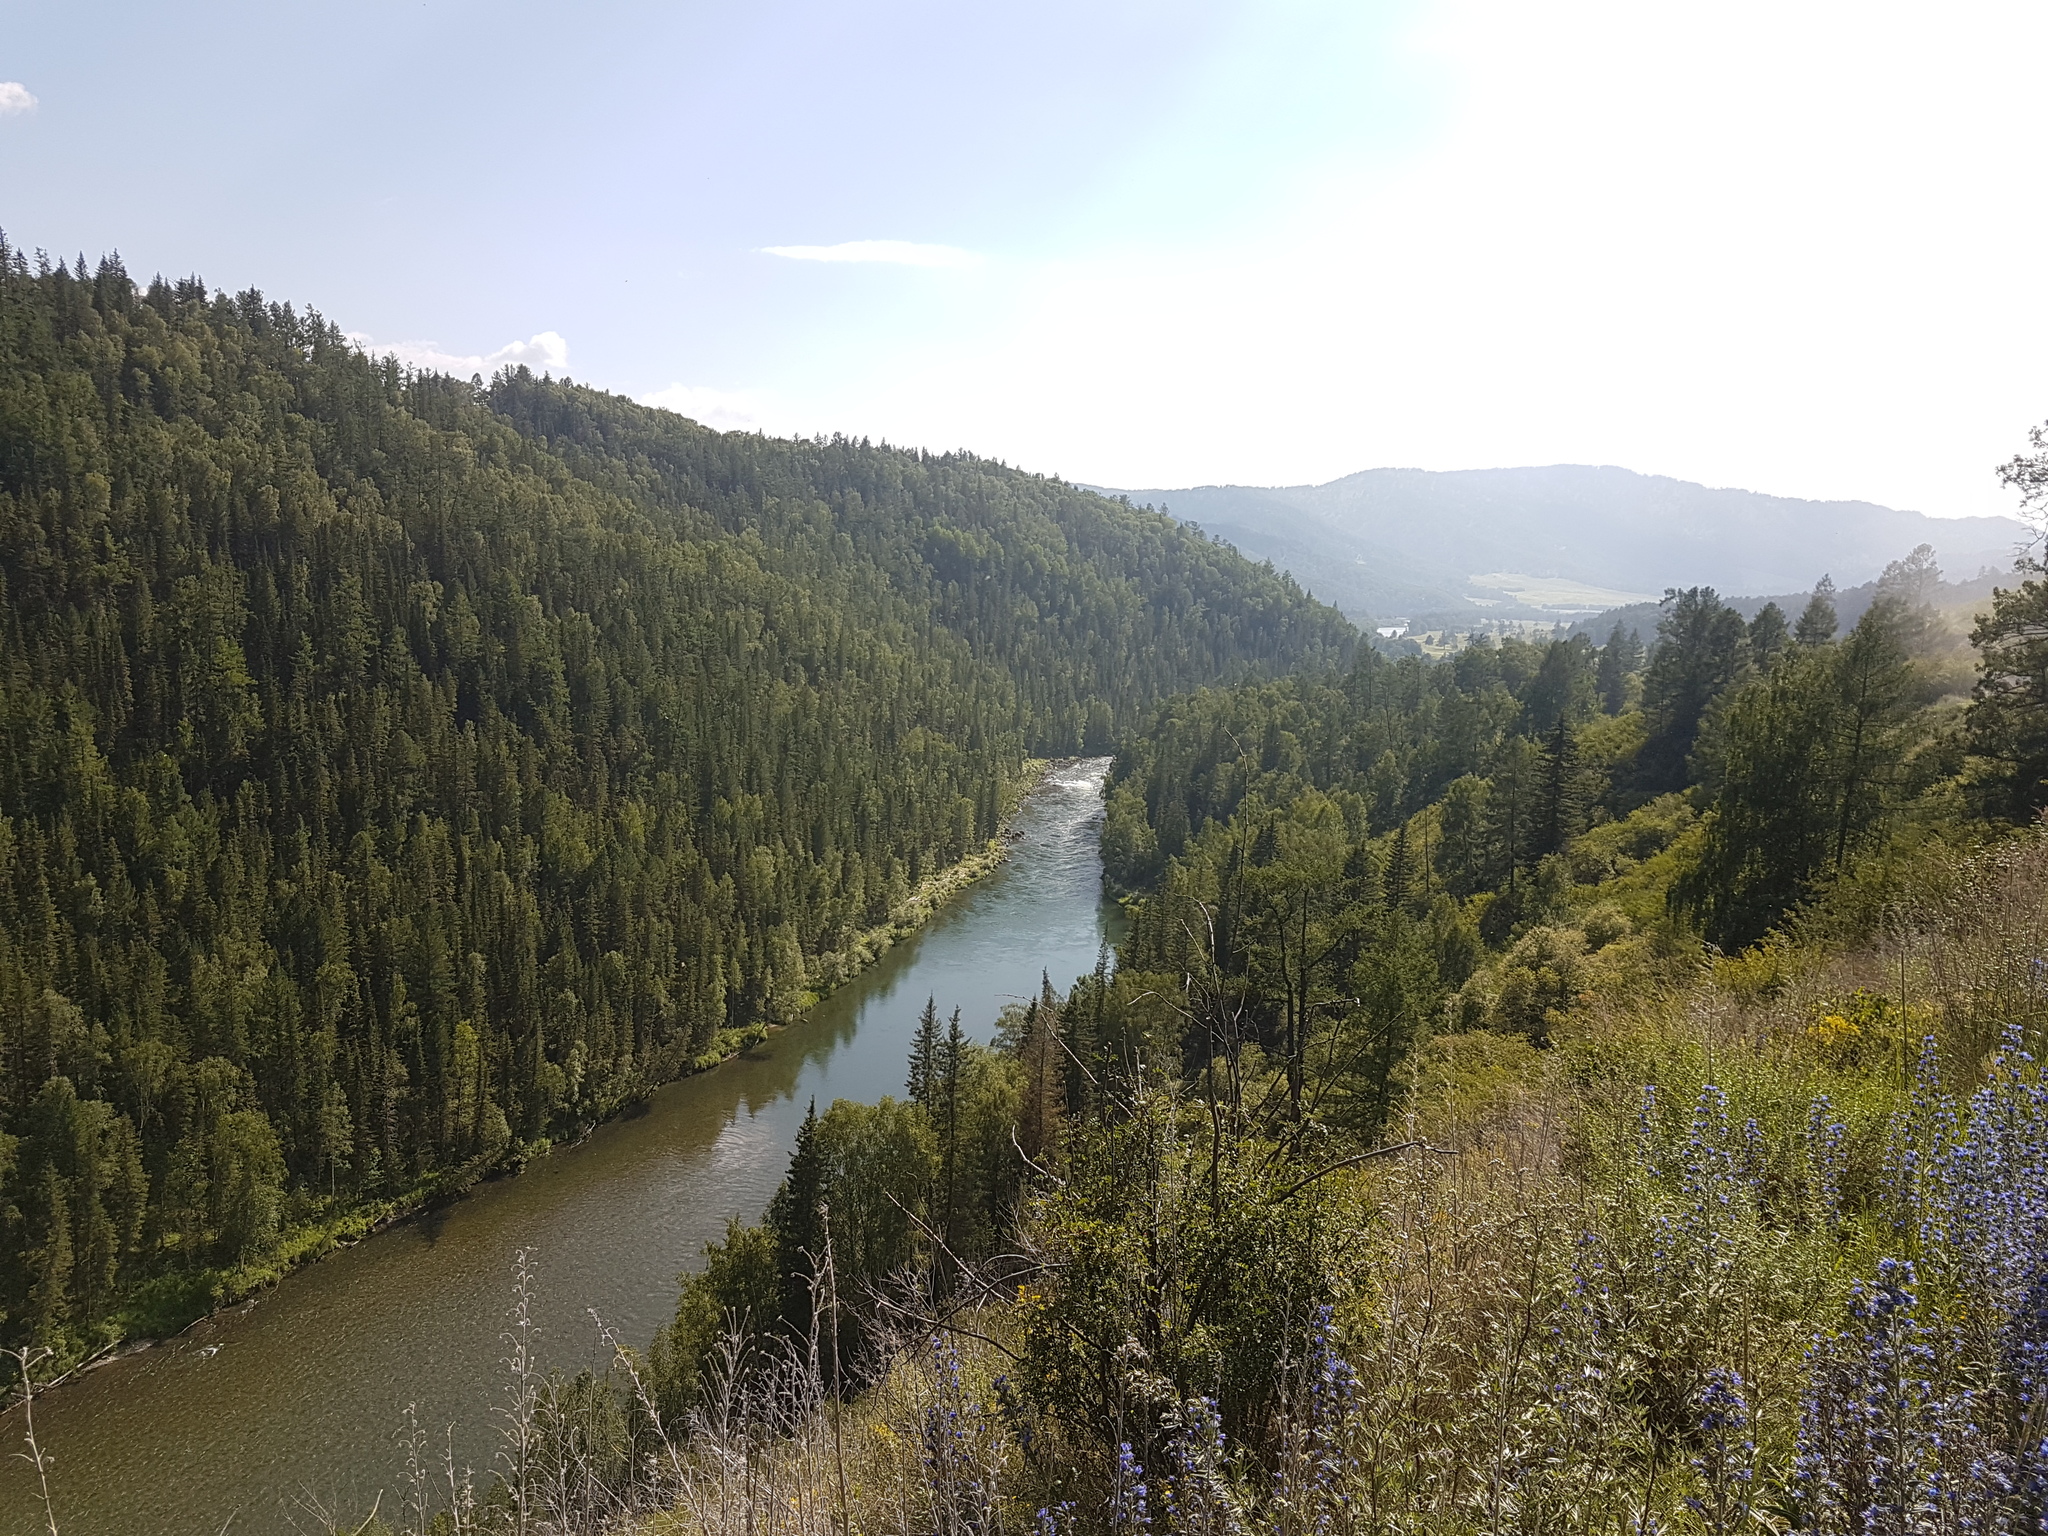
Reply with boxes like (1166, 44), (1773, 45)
(1806, 1012), (1862, 1067)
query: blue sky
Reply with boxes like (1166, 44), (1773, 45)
(3, 0), (2043, 516)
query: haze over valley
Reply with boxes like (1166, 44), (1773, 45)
(1109, 463), (2030, 624)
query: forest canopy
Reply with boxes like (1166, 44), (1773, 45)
(0, 245), (1350, 1351)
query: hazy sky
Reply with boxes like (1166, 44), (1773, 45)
(3, 0), (2042, 516)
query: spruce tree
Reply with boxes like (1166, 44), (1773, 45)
(936, 1008), (967, 1293)
(1384, 824), (1412, 913)
(1536, 718), (1588, 859)
(906, 997), (942, 1110)
(1016, 974), (1064, 1167)
(767, 1099), (825, 1336)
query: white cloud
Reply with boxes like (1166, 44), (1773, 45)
(639, 383), (785, 433)
(0, 82), (36, 116)
(761, 240), (979, 269)
(476, 331), (569, 374)
(347, 330), (568, 378)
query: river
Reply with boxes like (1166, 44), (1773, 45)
(0, 758), (1122, 1536)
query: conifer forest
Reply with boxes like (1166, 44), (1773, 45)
(9, 249), (2048, 1536)
(0, 247), (1347, 1349)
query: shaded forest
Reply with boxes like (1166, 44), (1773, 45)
(0, 245), (1350, 1351)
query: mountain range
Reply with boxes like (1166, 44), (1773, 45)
(1103, 465), (2031, 623)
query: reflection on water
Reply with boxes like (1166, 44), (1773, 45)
(0, 759), (1121, 1536)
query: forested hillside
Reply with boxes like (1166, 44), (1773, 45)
(0, 245), (1349, 1352)
(523, 532), (2048, 1536)
(1098, 554), (1986, 1112)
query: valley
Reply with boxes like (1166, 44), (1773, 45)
(2, 251), (2047, 1536)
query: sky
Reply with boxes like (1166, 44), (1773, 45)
(1, 0), (2043, 517)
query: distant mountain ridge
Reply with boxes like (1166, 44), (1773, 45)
(1102, 465), (2030, 623)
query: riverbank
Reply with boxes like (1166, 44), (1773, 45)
(43, 759), (1058, 1382)
(796, 757), (1053, 1007)
(1, 758), (1126, 1536)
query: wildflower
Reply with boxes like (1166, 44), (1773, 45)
(920, 1336), (994, 1535)
(1680, 1085), (1737, 1256)
(1806, 1095), (1845, 1224)
(1796, 1257), (2027, 1533)
(1685, 1368), (1756, 1536)
(1112, 1440), (1151, 1533)
(1162, 1396), (1239, 1536)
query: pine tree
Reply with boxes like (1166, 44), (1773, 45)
(1795, 576), (1839, 645)
(1595, 624), (1644, 714)
(1826, 600), (1913, 872)
(1683, 645), (1838, 948)
(1435, 776), (1492, 898)
(1967, 565), (2048, 819)
(1480, 735), (1545, 939)
(1522, 637), (1594, 734)
(1638, 588), (1749, 792)
(1684, 601), (1914, 947)
(1747, 602), (1791, 662)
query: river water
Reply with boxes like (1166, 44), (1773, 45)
(0, 759), (1121, 1536)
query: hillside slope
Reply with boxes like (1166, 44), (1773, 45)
(1109, 464), (2026, 621)
(0, 248), (1350, 1349)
